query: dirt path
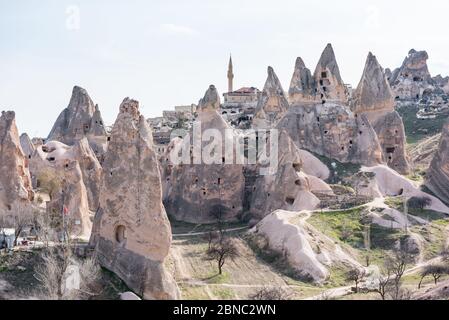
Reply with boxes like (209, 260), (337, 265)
(173, 226), (250, 238)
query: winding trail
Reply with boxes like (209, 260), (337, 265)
(172, 197), (449, 300)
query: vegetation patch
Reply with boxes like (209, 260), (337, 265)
(397, 104), (449, 145)
(245, 234), (314, 283)
(308, 208), (403, 251)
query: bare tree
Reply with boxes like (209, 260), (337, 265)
(33, 209), (55, 247)
(202, 230), (220, 251)
(206, 237), (239, 275)
(385, 247), (414, 299)
(345, 268), (366, 293)
(250, 287), (291, 300)
(418, 264), (449, 289)
(374, 268), (393, 300)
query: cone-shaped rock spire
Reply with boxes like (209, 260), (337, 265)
(313, 44), (348, 103)
(352, 52), (394, 115)
(91, 98), (179, 300)
(0, 111), (34, 214)
(289, 57), (316, 103)
(48, 86), (107, 145)
(253, 67), (289, 129)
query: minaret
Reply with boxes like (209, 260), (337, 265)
(227, 55), (234, 93)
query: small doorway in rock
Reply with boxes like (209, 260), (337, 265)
(285, 197), (295, 205)
(115, 225), (126, 244)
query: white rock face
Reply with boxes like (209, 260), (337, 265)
(91, 98), (179, 300)
(361, 165), (449, 214)
(0, 111), (34, 215)
(253, 210), (361, 283)
(20, 133), (35, 160)
(298, 149), (330, 180)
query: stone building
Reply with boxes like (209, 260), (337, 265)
(221, 56), (260, 128)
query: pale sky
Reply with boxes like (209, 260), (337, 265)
(1, 0), (449, 138)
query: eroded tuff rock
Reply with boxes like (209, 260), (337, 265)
(371, 111), (410, 174)
(25, 140), (93, 238)
(91, 98), (179, 300)
(313, 44), (348, 103)
(46, 161), (92, 239)
(164, 86), (245, 223)
(352, 52), (395, 118)
(289, 44), (348, 105)
(362, 165), (449, 214)
(288, 57), (316, 103)
(389, 49), (433, 100)
(47, 86), (108, 159)
(0, 111), (34, 215)
(20, 133), (35, 160)
(71, 138), (102, 211)
(426, 119), (449, 204)
(250, 131), (332, 221)
(252, 210), (361, 283)
(28, 139), (102, 212)
(253, 67), (289, 129)
(352, 53), (410, 174)
(277, 103), (384, 167)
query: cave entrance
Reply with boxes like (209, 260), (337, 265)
(115, 225), (126, 244)
(285, 197), (295, 205)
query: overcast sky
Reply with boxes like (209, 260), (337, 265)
(1, 0), (449, 137)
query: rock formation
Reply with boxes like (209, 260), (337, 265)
(352, 52), (395, 118)
(362, 165), (449, 214)
(352, 53), (410, 174)
(288, 57), (316, 103)
(252, 210), (361, 283)
(28, 139), (102, 212)
(23, 139), (93, 238)
(20, 133), (35, 160)
(313, 44), (348, 103)
(389, 49), (432, 99)
(47, 86), (108, 159)
(278, 103), (384, 167)
(91, 98), (179, 300)
(426, 118), (449, 204)
(0, 111), (34, 215)
(250, 131), (332, 221)
(163, 86), (245, 223)
(389, 49), (435, 100)
(289, 44), (348, 105)
(72, 138), (102, 211)
(252, 67), (289, 129)
(371, 111), (410, 174)
(46, 160), (92, 239)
